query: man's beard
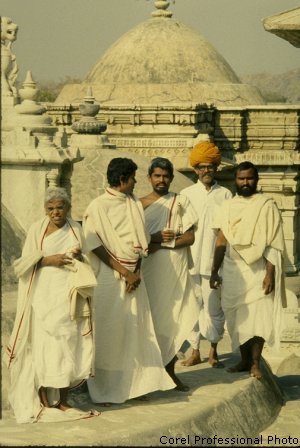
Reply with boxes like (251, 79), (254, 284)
(236, 185), (257, 197)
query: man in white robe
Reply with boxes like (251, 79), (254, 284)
(210, 161), (287, 379)
(141, 157), (199, 391)
(83, 158), (175, 404)
(181, 142), (232, 368)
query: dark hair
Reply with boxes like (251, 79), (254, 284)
(235, 161), (259, 180)
(148, 157), (174, 177)
(107, 158), (137, 186)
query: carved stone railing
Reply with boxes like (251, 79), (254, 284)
(46, 102), (300, 272)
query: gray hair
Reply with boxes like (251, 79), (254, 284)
(44, 187), (71, 206)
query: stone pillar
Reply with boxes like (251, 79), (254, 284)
(2, 71), (81, 233)
(69, 87), (115, 220)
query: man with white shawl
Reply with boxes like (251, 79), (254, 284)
(141, 157), (199, 391)
(210, 161), (287, 379)
(83, 157), (175, 404)
(5, 187), (97, 423)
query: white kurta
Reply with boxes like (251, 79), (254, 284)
(181, 181), (232, 344)
(214, 194), (286, 351)
(142, 193), (199, 365)
(83, 190), (175, 404)
(5, 218), (94, 424)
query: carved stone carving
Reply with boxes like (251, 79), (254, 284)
(1, 17), (19, 98)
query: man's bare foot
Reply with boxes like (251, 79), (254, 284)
(181, 349), (202, 367)
(250, 364), (263, 379)
(227, 361), (250, 373)
(57, 402), (73, 411)
(209, 358), (225, 368)
(208, 346), (224, 368)
(174, 377), (190, 392)
(39, 387), (50, 407)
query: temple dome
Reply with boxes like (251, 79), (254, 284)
(56, 4), (265, 106)
(85, 18), (240, 85)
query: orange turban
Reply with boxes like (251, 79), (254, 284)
(189, 142), (221, 167)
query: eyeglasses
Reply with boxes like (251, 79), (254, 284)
(196, 165), (215, 172)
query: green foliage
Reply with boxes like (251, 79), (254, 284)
(17, 76), (83, 103)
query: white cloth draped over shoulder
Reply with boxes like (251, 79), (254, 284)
(83, 189), (175, 404)
(83, 187), (149, 277)
(4, 217), (95, 424)
(142, 193), (200, 365)
(213, 193), (287, 351)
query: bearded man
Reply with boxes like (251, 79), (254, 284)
(141, 157), (199, 391)
(210, 161), (286, 379)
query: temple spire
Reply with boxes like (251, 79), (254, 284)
(152, 0), (173, 18)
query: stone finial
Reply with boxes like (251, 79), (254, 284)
(19, 71), (37, 101)
(15, 70), (46, 115)
(72, 86), (106, 134)
(152, 0), (173, 18)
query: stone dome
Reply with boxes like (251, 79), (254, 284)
(56, 2), (265, 106)
(85, 17), (240, 86)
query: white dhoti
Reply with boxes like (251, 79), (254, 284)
(181, 182), (231, 348)
(188, 275), (225, 348)
(221, 249), (276, 351)
(87, 263), (175, 403)
(143, 248), (199, 365)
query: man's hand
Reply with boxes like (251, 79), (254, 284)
(151, 229), (175, 243)
(161, 228), (175, 242)
(210, 272), (222, 290)
(124, 270), (141, 293)
(263, 260), (275, 295)
(262, 273), (274, 295)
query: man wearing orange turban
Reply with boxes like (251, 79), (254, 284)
(189, 142), (222, 168)
(181, 141), (232, 368)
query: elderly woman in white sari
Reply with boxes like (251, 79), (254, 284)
(5, 187), (97, 423)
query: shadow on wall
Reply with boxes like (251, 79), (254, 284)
(1, 205), (26, 287)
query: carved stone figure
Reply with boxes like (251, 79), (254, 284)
(1, 16), (19, 97)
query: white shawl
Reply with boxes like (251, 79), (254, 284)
(83, 188), (149, 275)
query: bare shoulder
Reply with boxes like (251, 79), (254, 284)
(140, 193), (155, 209)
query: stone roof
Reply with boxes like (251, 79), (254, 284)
(263, 7), (300, 48)
(56, 2), (265, 106)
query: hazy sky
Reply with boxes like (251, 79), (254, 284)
(2, 0), (300, 84)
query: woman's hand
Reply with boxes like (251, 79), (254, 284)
(67, 248), (83, 261)
(40, 253), (73, 268)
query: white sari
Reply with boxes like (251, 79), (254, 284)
(5, 218), (94, 423)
